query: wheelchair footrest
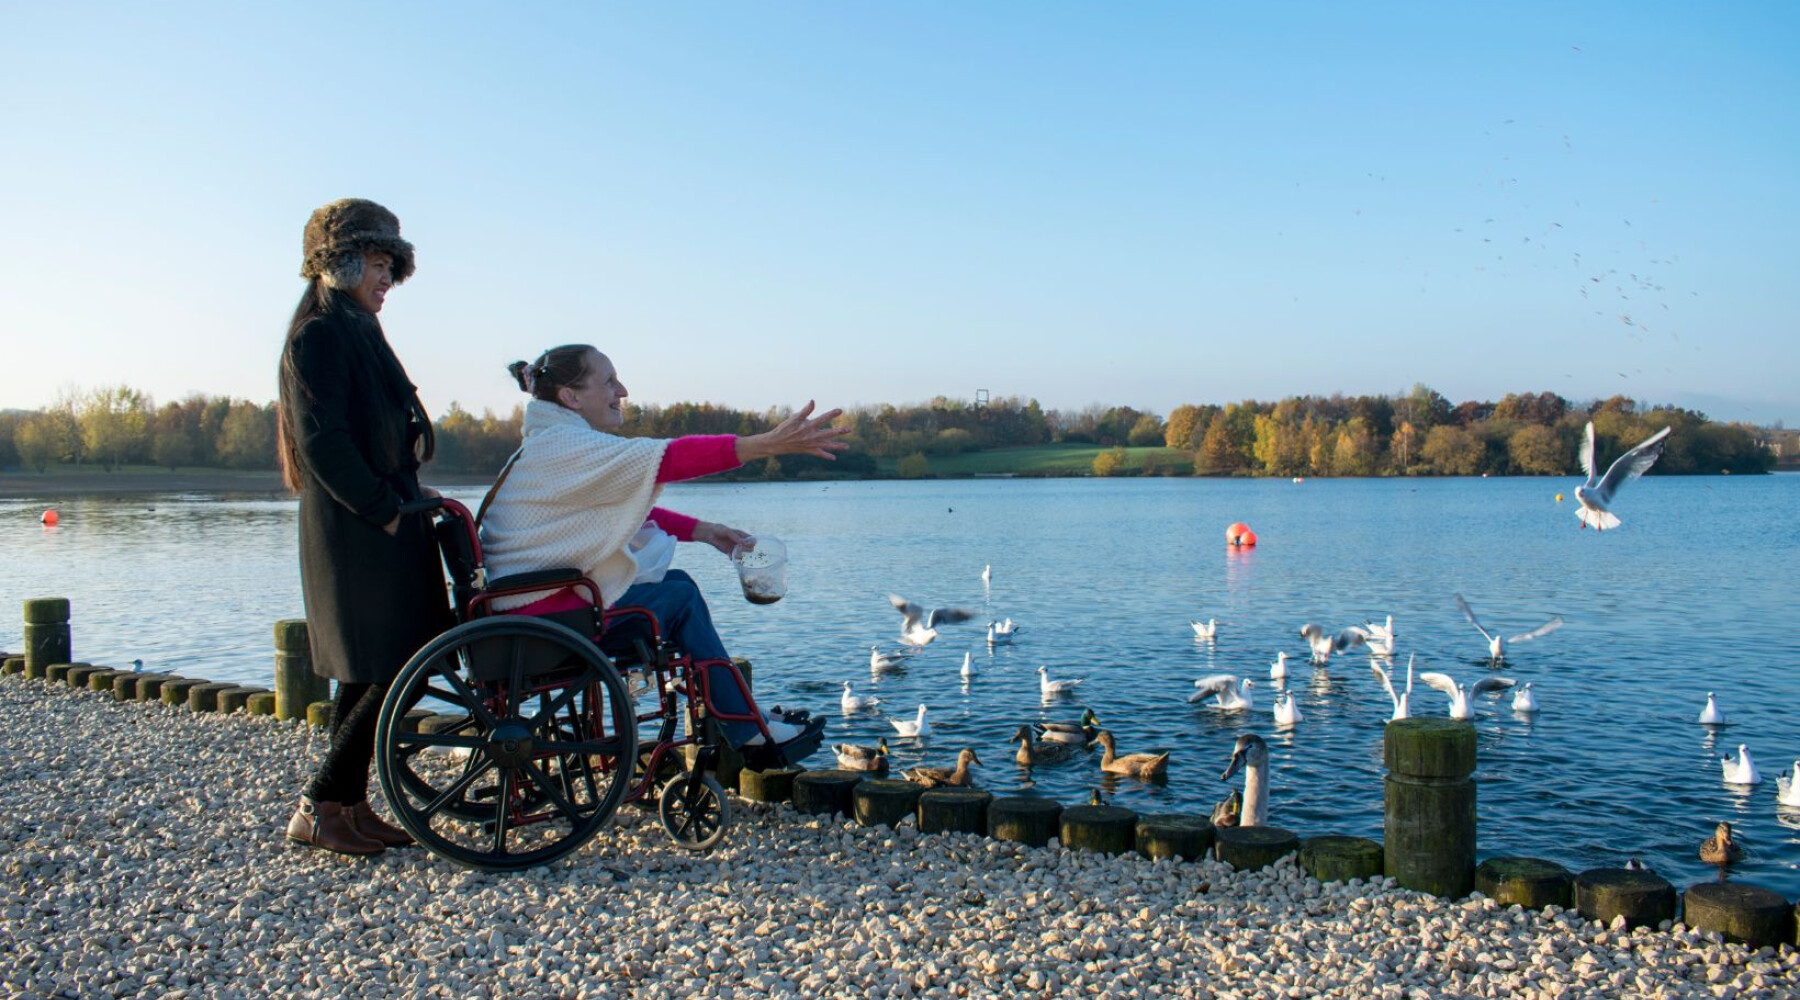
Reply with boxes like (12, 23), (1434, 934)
(741, 716), (828, 771)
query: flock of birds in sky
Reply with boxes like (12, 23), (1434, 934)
(826, 422), (1793, 868)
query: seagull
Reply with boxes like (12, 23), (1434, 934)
(987, 618), (1020, 643)
(841, 681), (881, 714)
(1371, 655), (1414, 721)
(960, 651), (978, 681)
(1574, 421), (1672, 531)
(1273, 692), (1302, 726)
(890, 704), (930, 739)
(131, 658), (144, 673)
(890, 594), (978, 648)
(869, 645), (912, 672)
(1269, 652), (1289, 680)
(1697, 692), (1727, 725)
(1361, 616), (1397, 656)
(1037, 665), (1085, 698)
(1720, 745), (1762, 785)
(1298, 623), (1366, 664)
(1777, 762), (1800, 808)
(1453, 594), (1563, 663)
(1189, 674), (1255, 711)
(981, 564), (991, 589)
(1511, 681), (1539, 713)
(1190, 618), (1218, 640)
(1417, 670), (1515, 720)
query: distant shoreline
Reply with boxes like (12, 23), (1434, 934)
(0, 468), (498, 499)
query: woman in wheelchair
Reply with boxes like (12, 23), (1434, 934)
(477, 344), (849, 759)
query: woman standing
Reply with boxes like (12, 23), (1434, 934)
(277, 199), (451, 855)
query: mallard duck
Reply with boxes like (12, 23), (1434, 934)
(835, 737), (889, 774)
(1094, 730), (1170, 778)
(1698, 821), (1743, 868)
(1211, 789), (1242, 827)
(1220, 733), (1270, 827)
(904, 748), (980, 788)
(1010, 725), (1078, 766)
(1088, 789), (1106, 807)
(1037, 708), (1100, 745)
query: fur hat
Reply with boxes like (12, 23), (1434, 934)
(301, 198), (416, 288)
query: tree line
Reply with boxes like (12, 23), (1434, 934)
(0, 383), (1774, 478)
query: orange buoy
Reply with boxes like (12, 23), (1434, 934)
(40, 509), (59, 527)
(1240, 529), (1258, 547)
(1226, 522), (1257, 546)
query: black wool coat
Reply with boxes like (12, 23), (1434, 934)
(283, 312), (451, 684)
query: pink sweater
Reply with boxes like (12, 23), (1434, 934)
(646, 434), (740, 540)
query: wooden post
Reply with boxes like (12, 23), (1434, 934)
(135, 675), (182, 702)
(1215, 826), (1301, 870)
(160, 678), (208, 706)
(918, 788), (991, 835)
(988, 796), (1062, 848)
(854, 779), (923, 829)
(187, 682), (239, 712)
(739, 767), (802, 804)
(1060, 804), (1138, 856)
(23, 598), (71, 680)
(306, 700), (335, 728)
(65, 664), (107, 689)
(1680, 883), (1791, 949)
(245, 692), (278, 716)
(85, 669), (126, 693)
(1475, 857), (1573, 909)
(1301, 835), (1384, 883)
(792, 769), (862, 818)
(3, 656), (25, 676)
(1135, 814), (1214, 862)
(1573, 868), (1676, 929)
(273, 619), (327, 722)
(218, 687), (266, 714)
(1384, 717), (1476, 897)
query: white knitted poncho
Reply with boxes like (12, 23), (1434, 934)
(479, 400), (671, 610)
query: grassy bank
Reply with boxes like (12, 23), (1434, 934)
(872, 444), (1192, 477)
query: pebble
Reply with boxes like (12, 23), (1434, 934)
(2, 675), (1796, 999)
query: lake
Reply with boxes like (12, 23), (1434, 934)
(3, 475), (1797, 896)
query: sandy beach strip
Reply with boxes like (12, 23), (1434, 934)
(0, 674), (1793, 1000)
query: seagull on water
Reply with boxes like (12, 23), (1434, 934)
(889, 594), (978, 648)
(890, 704), (930, 739)
(1191, 618), (1218, 640)
(1511, 681), (1539, 714)
(1037, 665), (1085, 698)
(1273, 692), (1302, 727)
(990, 618), (1020, 642)
(960, 651), (978, 681)
(1190, 674), (1255, 711)
(1269, 651), (1290, 680)
(1720, 745), (1762, 785)
(1698, 692), (1727, 725)
(1453, 594), (1563, 663)
(1574, 421), (1672, 531)
(981, 564), (991, 589)
(1371, 655), (1414, 721)
(841, 681), (881, 714)
(870, 645), (912, 672)
(1360, 616), (1397, 656)
(1777, 762), (1800, 808)
(1417, 670), (1515, 720)
(1298, 623), (1366, 665)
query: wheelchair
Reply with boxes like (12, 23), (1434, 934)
(373, 497), (823, 872)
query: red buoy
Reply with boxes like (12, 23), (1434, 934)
(40, 509), (59, 527)
(1226, 522), (1256, 546)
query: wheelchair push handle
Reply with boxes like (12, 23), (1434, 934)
(397, 497), (446, 518)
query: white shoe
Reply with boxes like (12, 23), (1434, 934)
(743, 718), (806, 746)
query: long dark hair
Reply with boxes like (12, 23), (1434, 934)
(277, 279), (435, 491)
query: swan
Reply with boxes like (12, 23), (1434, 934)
(1094, 730), (1170, 778)
(1010, 725), (1078, 766)
(1453, 594), (1563, 663)
(1269, 651), (1289, 680)
(960, 651), (977, 680)
(1418, 670), (1515, 720)
(904, 748), (980, 788)
(1776, 762), (1800, 807)
(835, 737), (889, 773)
(1372, 655), (1414, 721)
(869, 645), (912, 672)
(1511, 681), (1539, 714)
(1273, 692), (1302, 727)
(840, 681), (881, 714)
(890, 704), (930, 739)
(1036, 707), (1100, 745)
(1220, 733), (1270, 827)
(1190, 674), (1254, 711)
(889, 594), (978, 648)
(1191, 618), (1218, 640)
(1698, 692), (1727, 725)
(1720, 745), (1762, 785)
(1574, 421), (1672, 531)
(1037, 664), (1085, 698)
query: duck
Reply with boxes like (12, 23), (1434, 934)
(1094, 730), (1170, 778)
(1037, 665), (1085, 698)
(1269, 651), (1289, 681)
(1511, 682), (1539, 714)
(1220, 733), (1271, 827)
(1698, 821), (1743, 868)
(903, 748), (980, 788)
(1372, 655), (1414, 722)
(1776, 761), (1800, 808)
(1211, 789), (1242, 828)
(1037, 708), (1101, 745)
(1624, 857), (1653, 872)
(890, 704), (930, 739)
(1417, 670), (1515, 721)
(1190, 674), (1255, 711)
(869, 645), (911, 672)
(1272, 692), (1302, 727)
(1011, 725), (1079, 766)
(1720, 745), (1762, 785)
(841, 681), (881, 714)
(1191, 618), (1218, 640)
(960, 651), (978, 681)
(1697, 692), (1727, 725)
(834, 737), (890, 774)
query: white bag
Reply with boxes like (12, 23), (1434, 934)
(626, 521), (677, 585)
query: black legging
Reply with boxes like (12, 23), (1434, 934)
(305, 681), (386, 804)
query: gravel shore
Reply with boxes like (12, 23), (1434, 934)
(1, 675), (1794, 1000)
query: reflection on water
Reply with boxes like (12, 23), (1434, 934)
(3, 475), (1799, 895)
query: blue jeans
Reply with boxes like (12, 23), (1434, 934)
(614, 570), (760, 745)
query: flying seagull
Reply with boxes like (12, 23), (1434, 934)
(1453, 594), (1563, 663)
(1574, 421), (1671, 531)
(888, 594), (978, 647)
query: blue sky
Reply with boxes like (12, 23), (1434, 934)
(3, 2), (1795, 424)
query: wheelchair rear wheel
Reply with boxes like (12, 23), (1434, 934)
(376, 616), (637, 871)
(658, 769), (730, 851)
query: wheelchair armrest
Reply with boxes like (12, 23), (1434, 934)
(486, 568), (586, 593)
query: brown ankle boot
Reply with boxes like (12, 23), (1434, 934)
(346, 800), (414, 847)
(286, 797), (384, 856)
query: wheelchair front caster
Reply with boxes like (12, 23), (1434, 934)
(659, 769), (730, 851)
